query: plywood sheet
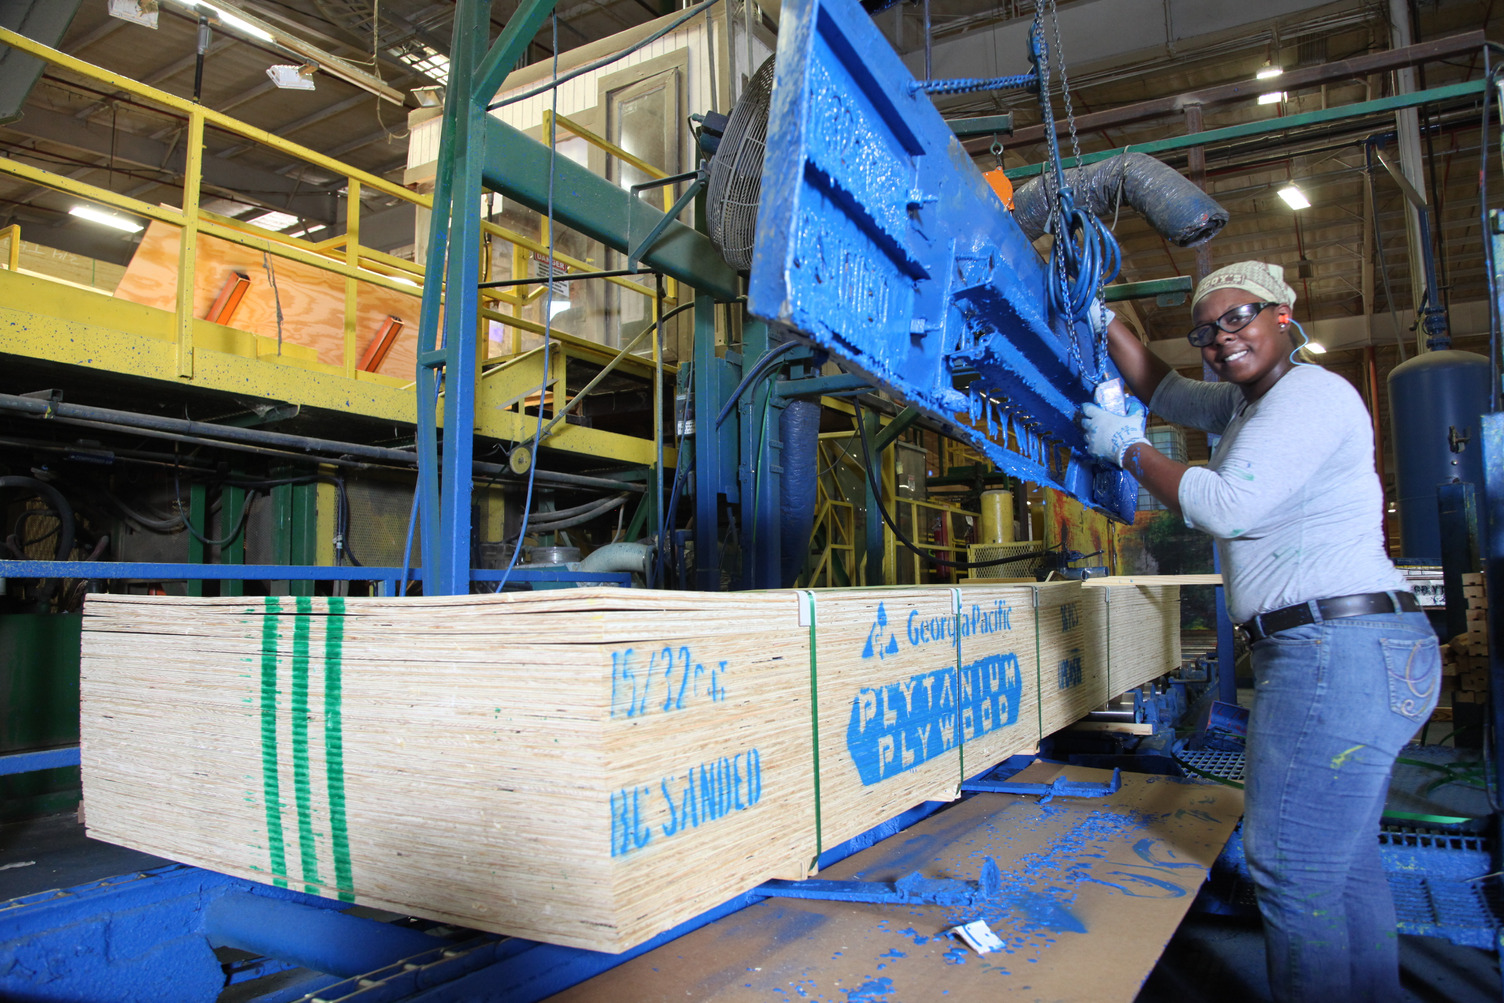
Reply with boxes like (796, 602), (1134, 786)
(114, 221), (421, 379)
(551, 761), (1243, 1002)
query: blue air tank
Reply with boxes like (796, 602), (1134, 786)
(1386, 349), (1491, 563)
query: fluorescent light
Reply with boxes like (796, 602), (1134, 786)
(69, 205), (144, 233)
(1305, 341), (1327, 354)
(1277, 185), (1311, 210)
(1256, 65), (1283, 80)
(1258, 91), (1286, 105)
(180, 1), (274, 42)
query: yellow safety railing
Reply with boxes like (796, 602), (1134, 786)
(1, 224), (19, 272)
(0, 27), (671, 386)
(892, 496), (979, 585)
(806, 479), (856, 587)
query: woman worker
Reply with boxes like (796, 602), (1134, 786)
(1080, 261), (1440, 1002)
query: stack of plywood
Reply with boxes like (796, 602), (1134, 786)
(1444, 572), (1490, 709)
(82, 589), (814, 952)
(1086, 579), (1183, 700)
(80, 579), (1182, 953)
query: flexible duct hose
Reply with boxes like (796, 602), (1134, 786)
(1011, 152), (1228, 248)
(1, 475), (77, 609)
(778, 399), (821, 588)
(525, 494), (630, 531)
(0, 476), (76, 563)
(578, 542), (653, 578)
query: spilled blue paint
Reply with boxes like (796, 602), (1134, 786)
(843, 976), (896, 1001)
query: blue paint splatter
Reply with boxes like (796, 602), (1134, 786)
(843, 976), (896, 1001)
(878, 948), (906, 959)
(943, 947), (970, 965)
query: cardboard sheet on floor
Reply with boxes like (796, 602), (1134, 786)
(550, 762), (1244, 1002)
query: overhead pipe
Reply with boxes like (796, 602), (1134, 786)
(0, 394), (643, 494)
(1010, 152), (1229, 248)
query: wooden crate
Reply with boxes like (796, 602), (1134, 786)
(81, 589), (815, 953)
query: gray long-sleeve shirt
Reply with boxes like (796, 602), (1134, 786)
(1148, 365), (1405, 624)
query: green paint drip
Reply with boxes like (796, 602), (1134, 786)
(323, 596), (354, 902)
(291, 596), (322, 894)
(260, 597), (288, 888)
(1331, 744), (1364, 769)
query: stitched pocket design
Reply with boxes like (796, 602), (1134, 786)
(1382, 636), (1440, 722)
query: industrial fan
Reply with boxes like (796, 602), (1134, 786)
(704, 54), (777, 271)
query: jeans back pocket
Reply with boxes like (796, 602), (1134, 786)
(1382, 635), (1440, 722)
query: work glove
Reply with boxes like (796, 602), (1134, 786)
(1080, 398), (1149, 468)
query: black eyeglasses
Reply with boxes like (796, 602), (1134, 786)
(1186, 301), (1277, 348)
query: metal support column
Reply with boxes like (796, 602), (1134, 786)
(221, 482), (246, 597)
(692, 296), (730, 590)
(186, 482), (208, 597)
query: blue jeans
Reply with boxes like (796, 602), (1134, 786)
(1243, 608), (1440, 1003)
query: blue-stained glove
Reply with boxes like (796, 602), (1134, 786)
(1080, 398), (1149, 468)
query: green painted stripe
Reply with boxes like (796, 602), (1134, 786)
(323, 596), (354, 902)
(259, 597), (287, 888)
(291, 596), (321, 893)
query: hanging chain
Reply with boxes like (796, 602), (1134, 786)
(1029, 8), (1087, 380)
(1046, 0), (1109, 380)
(1047, 0), (1083, 171)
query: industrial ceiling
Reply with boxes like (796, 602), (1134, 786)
(2, 0), (1501, 373)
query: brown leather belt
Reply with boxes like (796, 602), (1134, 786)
(1241, 591), (1421, 643)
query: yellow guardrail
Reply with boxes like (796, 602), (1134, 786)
(0, 26), (671, 385)
(893, 496), (979, 585)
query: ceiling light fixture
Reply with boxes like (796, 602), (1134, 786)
(1257, 91), (1286, 105)
(70, 205), (145, 233)
(134, 0), (403, 105)
(1277, 184), (1311, 210)
(243, 210), (299, 231)
(1256, 65), (1283, 80)
(1304, 341), (1327, 354)
(266, 64), (316, 91)
(106, 0), (159, 29)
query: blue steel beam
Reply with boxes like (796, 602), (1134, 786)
(0, 745), (79, 776)
(416, 0), (500, 597)
(0, 560), (630, 589)
(748, 0), (1136, 520)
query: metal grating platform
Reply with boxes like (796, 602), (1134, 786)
(1178, 747), (1247, 786)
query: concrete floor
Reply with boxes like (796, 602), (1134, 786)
(1139, 912), (1501, 1003)
(5, 735), (1502, 1003)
